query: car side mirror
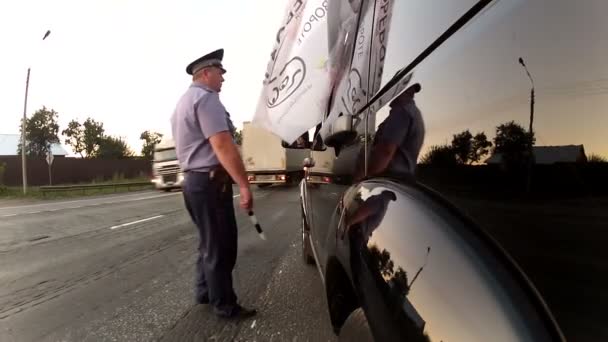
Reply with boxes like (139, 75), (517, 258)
(311, 139), (327, 151)
(282, 141), (310, 149)
(303, 157), (315, 168)
(321, 115), (358, 152)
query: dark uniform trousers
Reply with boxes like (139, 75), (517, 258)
(182, 170), (238, 313)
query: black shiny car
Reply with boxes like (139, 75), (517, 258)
(300, 0), (607, 341)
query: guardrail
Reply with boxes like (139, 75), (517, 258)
(39, 181), (153, 196)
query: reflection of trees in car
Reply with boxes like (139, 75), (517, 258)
(346, 190), (414, 301)
(420, 121), (533, 170)
(367, 244), (430, 304)
(368, 244), (409, 298)
(471, 132), (493, 164)
(421, 129), (493, 166)
(365, 244), (432, 342)
(420, 144), (458, 166)
(493, 121), (535, 171)
(588, 154), (607, 163)
(451, 130), (493, 165)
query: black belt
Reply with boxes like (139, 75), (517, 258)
(186, 166), (231, 182)
(184, 165), (218, 174)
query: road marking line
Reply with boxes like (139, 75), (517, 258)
(271, 208), (288, 222)
(2, 214), (17, 217)
(233, 195), (240, 198)
(255, 193), (270, 199)
(110, 215), (164, 230)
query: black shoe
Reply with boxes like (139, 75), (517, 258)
(215, 305), (257, 319)
(196, 295), (209, 304)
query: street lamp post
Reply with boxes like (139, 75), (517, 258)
(21, 29), (51, 195)
(519, 57), (535, 193)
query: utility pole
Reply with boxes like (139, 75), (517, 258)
(519, 57), (535, 194)
(21, 67), (31, 194)
(21, 30), (51, 194)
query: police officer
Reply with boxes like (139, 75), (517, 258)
(354, 83), (425, 181)
(170, 48), (256, 319)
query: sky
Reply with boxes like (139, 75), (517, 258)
(0, 0), (290, 156)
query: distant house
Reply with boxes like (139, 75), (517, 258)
(0, 134), (69, 157)
(485, 145), (587, 165)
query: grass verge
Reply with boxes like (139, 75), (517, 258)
(0, 177), (155, 200)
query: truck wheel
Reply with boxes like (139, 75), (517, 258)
(338, 308), (374, 341)
(301, 208), (315, 265)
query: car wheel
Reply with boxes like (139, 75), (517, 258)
(338, 308), (374, 341)
(301, 208), (315, 265)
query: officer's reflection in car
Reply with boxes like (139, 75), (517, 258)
(343, 190), (432, 341)
(343, 190), (397, 244)
(354, 83), (425, 182)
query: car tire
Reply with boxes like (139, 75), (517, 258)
(338, 308), (374, 342)
(301, 208), (315, 265)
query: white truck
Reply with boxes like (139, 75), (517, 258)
(151, 137), (184, 191)
(306, 148), (336, 184)
(242, 121), (309, 187)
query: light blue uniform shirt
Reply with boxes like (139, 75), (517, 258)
(170, 83), (230, 172)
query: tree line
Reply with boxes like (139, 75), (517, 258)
(19, 106), (244, 160)
(18, 106), (164, 159)
(419, 121), (535, 169)
(420, 120), (606, 168)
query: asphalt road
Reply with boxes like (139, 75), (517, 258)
(0, 187), (336, 342)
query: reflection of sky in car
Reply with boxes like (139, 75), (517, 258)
(367, 190), (541, 342)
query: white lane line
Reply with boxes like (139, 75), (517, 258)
(255, 192), (270, 200)
(271, 208), (288, 222)
(233, 192), (267, 199)
(2, 214), (17, 217)
(109, 215), (164, 230)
